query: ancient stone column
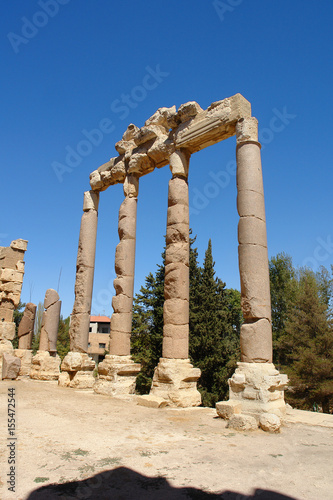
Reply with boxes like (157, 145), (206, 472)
(235, 117), (272, 363)
(94, 175), (141, 396)
(215, 118), (288, 430)
(39, 289), (61, 355)
(18, 303), (36, 350)
(31, 289), (61, 381)
(58, 191), (98, 389)
(69, 190), (99, 352)
(146, 150), (201, 408)
(109, 175), (139, 356)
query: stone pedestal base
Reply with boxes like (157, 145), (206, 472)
(216, 362), (288, 431)
(30, 351), (61, 380)
(149, 358), (201, 408)
(94, 355), (141, 396)
(58, 352), (96, 389)
(14, 349), (33, 377)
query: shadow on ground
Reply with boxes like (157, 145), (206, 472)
(26, 466), (299, 500)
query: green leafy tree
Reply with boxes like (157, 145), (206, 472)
(269, 253), (297, 366)
(189, 239), (239, 407)
(281, 269), (333, 413)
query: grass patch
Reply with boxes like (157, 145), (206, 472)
(34, 477), (49, 483)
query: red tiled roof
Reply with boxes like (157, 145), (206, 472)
(90, 316), (110, 323)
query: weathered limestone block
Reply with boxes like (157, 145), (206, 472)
(166, 224), (189, 245)
(123, 175), (139, 199)
(145, 105), (176, 130)
(238, 217), (267, 247)
(0, 321), (16, 341)
(39, 289), (61, 354)
(76, 211), (99, 268)
(122, 123), (140, 141)
(14, 349), (33, 377)
(136, 395), (168, 408)
(164, 242), (189, 266)
(259, 413), (281, 432)
(237, 190), (266, 222)
(227, 414), (258, 431)
(224, 362), (288, 419)
(71, 266), (95, 313)
(2, 353), (21, 380)
(236, 142), (264, 194)
(114, 239), (136, 277)
(18, 302), (36, 349)
(149, 358), (201, 407)
(162, 333), (188, 360)
(110, 312), (133, 333)
(113, 276), (134, 299)
(164, 263), (189, 301)
(59, 352), (95, 388)
(167, 177), (189, 207)
(0, 339), (14, 374)
(128, 153), (154, 176)
(238, 244), (271, 321)
(163, 298), (189, 326)
(235, 117), (258, 144)
(169, 149), (190, 178)
(167, 204), (189, 226)
(109, 331), (131, 356)
(147, 137), (174, 165)
(112, 294), (133, 314)
(240, 318), (272, 363)
(69, 313), (91, 353)
(216, 401), (242, 420)
(0, 302), (15, 322)
(94, 355), (141, 396)
(30, 351), (61, 380)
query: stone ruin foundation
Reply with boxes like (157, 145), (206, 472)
(0, 239), (28, 376)
(31, 289), (61, 381)
(66, 93), (287, 427)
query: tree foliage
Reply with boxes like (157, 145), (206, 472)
(57, 315), (70, 360)
(12, 301), (26, 349)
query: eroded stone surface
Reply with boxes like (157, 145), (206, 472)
(14, 349), (33, 377)
(259, 413), (281, 432)
(30, 351), (61, 380)
(227, 414), (258, 431)
(2, 352), (21, 380)
(94, 355), (141, 396)
(39, 289), (61, 354)
(18, 303), (36, 349)
(150, 358), (201, 407)
(59, 352), (95, 389)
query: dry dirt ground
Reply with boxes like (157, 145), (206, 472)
(1, 379), (332, 500)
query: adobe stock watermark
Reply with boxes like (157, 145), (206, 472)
(189, 106), (296, 216)
(302, 235), (333, 270)
(52, 65), (169, 183)
(7, 0), (71, 54)
(213, 0), (244, 22)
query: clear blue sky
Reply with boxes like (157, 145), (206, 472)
(1, 1), (332, 318)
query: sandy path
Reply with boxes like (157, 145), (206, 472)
(0, 379), (332, 500)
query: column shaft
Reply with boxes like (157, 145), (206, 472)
(69, 191), (99, 352)
(109, 176), (138, 355)
(162, 152), (190, 359)
(236, 118), (272, 363)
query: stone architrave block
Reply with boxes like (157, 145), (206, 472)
(238, 217), (267, 247)
(18, 302), (36, 349)
(2, 353), (21, 380)
(164, 263), (189, 301)
(147, 137), (174, 165)
(240, 318), (273, 363)
(237, 190), (266, 222)
(0, 322), (16, 341)
(163, 298), (189, 326)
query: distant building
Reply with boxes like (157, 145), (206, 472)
(87, 315), (110, 364)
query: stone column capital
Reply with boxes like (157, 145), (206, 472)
(123, 174), (139, 198)
(236, 116), (259, 145)
(169, 149), (191, 179)
(83, 190), (100, 212)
